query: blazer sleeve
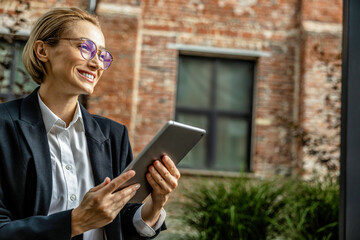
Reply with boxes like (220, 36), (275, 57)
(0, 208), (73, 240)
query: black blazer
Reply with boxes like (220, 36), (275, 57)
(0, 89), (165, 240)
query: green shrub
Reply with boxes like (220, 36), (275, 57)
(181, 176), (339, 240)
(272, 177), (339, 240)
(181, 178), (284, 240)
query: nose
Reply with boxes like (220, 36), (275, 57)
(87, 54), (102, 70)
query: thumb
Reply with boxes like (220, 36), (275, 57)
(89, 177), (111, 192)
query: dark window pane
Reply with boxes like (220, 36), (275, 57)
(13, 43), (37, 96)
(175, 55), (254, 172)
(0, 41), (12, 94)
(214, 117), (248, 171)
(0, 40), (37, 100)
(215, 60), (253, 112)
(177, 113), (208, 169)
(177, 57), (212, 109)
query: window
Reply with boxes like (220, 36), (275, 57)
(0, 39), (37, 103)
(175, 55), (255, 172)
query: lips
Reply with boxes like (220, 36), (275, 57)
(78, 70), (96, 83)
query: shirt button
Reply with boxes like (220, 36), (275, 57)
(65, 165), (72, 170)
(70, 194), (76, 201)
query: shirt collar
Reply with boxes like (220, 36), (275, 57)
(37, 93), (85, 133)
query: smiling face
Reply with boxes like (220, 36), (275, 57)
(43, 20), (106, 96)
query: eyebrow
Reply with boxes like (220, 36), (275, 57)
(48, 37), (106, 50)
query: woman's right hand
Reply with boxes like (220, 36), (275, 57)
(71, 170), (140, 237)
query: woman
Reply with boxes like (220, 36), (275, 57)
(0, 7), (180, 240)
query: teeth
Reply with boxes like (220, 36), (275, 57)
(81, 72), (94, 80)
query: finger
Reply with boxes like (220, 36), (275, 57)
(113, 190), (137, 209)
(89, 177), (111, 193)
(162, 155), (181, 179)
(110, 185), (140, 214)
(101, 170), (135, 195)
(153, 160), (178, 189)
(148, 165), (173, 193)
(146, 172), (162, 192)
(113, 183), (140, 203)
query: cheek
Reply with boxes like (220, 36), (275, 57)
(58, 57), (82, 72)
(65, 50), (84, 65)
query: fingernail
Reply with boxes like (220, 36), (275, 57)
(135, 184), (141, 190)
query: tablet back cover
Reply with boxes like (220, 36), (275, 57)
(125, 121), (206, 203)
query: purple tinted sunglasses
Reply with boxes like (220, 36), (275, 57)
(45, 37), (113, 70)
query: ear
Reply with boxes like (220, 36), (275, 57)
(34, 40), (49, 63)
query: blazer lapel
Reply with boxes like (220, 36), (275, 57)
(81, 106), (113, 185)
(16, 90), (113, 216)
(81, 107), (123, 240)
(17, 89), (52, 215)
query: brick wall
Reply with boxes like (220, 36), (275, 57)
(88, 13), (140, 128)
(0, 0), (88, 29)
(130, 0), (303, 176)
(0, 0), (343, 177)
(299, 0), (342, 177)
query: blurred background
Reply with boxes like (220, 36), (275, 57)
(0, 0), (342, 239)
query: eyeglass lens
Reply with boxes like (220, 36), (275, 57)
(80, 39), (112, 69)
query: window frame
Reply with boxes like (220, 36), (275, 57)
(175, 54), (255, 172)
(0, 37), (34, 102)
(0, 37), (89, 107)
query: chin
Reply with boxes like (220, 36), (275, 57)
(82, 88), (94, 95)
(80, 83), (96, 95)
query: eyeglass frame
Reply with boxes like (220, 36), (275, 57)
(44, 37), (113, 70)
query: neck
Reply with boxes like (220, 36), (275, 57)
(38, 84), (78, 127)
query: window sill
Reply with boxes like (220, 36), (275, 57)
(179, 168), (254, 178)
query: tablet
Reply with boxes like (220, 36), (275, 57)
(122, 120), (206, 203)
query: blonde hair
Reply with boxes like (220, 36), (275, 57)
(22, 8), (101, 84)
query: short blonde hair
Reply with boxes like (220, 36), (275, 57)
(22, 8), (101, 84)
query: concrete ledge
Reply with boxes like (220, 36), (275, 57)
(179, 168), (254, 178)
(97, 3), (141, 16)
(302, 20), (342, 34)
(167, 43), (271, 58)
(0, 27), (30, 38)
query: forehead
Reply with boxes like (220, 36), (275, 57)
(63, 20), (105, 48)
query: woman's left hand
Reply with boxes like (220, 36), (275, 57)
(146, 155), (181, 208)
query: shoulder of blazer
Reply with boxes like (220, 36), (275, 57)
(0, 98), (23, 121)
(95, 115), (128, 137)
(0, 87), (43, 126)
(80, 104), (128, 141)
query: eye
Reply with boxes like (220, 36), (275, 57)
(81, 42), (91, 52)
(99, 52), (105, 61)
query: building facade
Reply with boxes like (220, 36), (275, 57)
(0, 0), (342, 177)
